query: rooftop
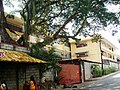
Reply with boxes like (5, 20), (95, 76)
(0, 49), (47, 63)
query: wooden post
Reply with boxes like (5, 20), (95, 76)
(16, 64), (19, 90)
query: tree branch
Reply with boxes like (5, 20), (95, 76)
(53, 12), (81, 39)
(74, 17), (87, 37)
(57, 35), (77, 40)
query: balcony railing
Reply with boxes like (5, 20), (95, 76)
(0, 43), (30, 53)
(101, 45), (115, 54)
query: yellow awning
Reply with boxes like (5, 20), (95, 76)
(0, 49), (47, 63)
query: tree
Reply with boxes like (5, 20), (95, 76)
(29, 46), (62, 82)
(17, 0), (120, 47)
(1, 0), (120, 47)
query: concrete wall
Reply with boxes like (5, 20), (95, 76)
(0, 64), (17, 90)
(0, 63), (42, 90)
(84, 62), (100, 80)
(43, 69), (54, 81)
(19, 64), (40, 90)
(84, 62), (92, 80)
(110, 62), (118, 69)
(118, 63), (120, 70)
(103, 61), (119, 70)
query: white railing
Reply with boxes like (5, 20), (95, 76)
(15, 46), (29, 53)
(0, 43), (14, 50)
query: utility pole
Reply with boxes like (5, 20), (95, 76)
(99, 40), (104, 75)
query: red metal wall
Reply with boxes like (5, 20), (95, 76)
(59, 64), (81, 85)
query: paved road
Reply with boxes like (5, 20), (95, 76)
(79, 72), (120, 90)
(61, 71), (120, 90)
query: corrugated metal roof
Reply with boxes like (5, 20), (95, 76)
(0, 49), (47, 63)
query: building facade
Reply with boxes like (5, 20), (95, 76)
(69, 37), (119, 80)
(70, 37), (101, 63)
(70, 37), (118, 63)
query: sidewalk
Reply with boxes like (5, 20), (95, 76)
(56, 71), (120, 90)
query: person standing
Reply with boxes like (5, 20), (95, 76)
(29, 75), (38, 90)
(0, 81), (6, 90)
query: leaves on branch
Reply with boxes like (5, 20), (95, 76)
(6, 0), (120, 47)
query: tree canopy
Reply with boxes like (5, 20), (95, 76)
(19, 0), (120, 47)
(1, 0), (120, 47)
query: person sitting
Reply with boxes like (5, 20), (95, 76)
(23, 81), (29, 90)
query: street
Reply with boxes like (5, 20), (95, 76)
(79, 71), (120, 90)
(62, 71), (120, 90)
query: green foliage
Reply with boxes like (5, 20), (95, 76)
(9, 0), (120, 47)
(29, 45), (62, 81)
(1, 0), (120, 46)
(103, 66), (117, 75)
(91, 64), (102, 77)
(91, 64), (117, 77)
(54, 74), (62, 85)
(92, 34), (103, 43)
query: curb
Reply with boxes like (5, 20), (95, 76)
(92, 70), (120, 80)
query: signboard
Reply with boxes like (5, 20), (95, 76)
(0, 52), (5, 57)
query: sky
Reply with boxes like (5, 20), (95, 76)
(4, 1), (120, 54)
(4, 1), (21, 17)
(99, 4), (120, 54)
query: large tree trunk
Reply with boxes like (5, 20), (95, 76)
(0, 0), (18, 45)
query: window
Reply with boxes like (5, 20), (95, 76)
(101, 41), (106, 47)
(113, 56), (115, 60)
(76, 42), (87, 48)
(112, 48), (114, 52)
(108, 54), (112, 59)
(76, 51), (88, 58)
(101, 50), (107, 57)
